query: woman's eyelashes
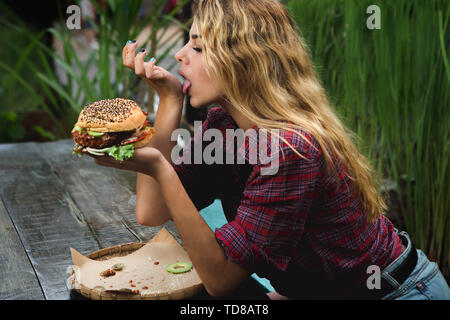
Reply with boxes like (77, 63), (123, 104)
(193, 47), (202, 53)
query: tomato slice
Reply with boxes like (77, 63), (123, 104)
(120, 130), (151, 146)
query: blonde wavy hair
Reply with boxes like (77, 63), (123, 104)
(192, 0), (386, 223)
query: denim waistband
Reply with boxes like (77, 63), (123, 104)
(381, 229), (414, 288)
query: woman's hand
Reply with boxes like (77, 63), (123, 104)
(87, 146), (167, 178)
(122, 41), (183, 102)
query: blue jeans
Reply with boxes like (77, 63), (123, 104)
(381, 231), (450, 300)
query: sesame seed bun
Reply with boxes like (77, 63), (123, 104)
(74, 98), (147, 133)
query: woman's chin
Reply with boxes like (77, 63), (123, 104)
(189, 96), (212, 109)
(188, 98), (199, 108)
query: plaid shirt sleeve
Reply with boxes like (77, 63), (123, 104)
(215, 140), (322, 271)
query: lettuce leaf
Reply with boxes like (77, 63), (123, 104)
(72, 143), (84, 158)
(104, 144), (135, 162)
(72, 150), (83, 158)
(72, 143), (135, 162)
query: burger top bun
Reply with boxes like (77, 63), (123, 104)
(74, 98), (146, 133)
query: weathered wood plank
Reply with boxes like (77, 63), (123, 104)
(0, 140), (182, 300)
(0, 197), (44, 300)
(0, 142), (101, 300)
(38, 139), (181, 244)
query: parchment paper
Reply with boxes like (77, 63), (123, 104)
(69, 228), (202, 297)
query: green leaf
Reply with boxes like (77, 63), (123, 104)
(105, 144), (135, 163)
(7, 124), (26, 141)
(0, 60), (65, 135)
(32, 125), (56, 141)
(5, 111), (18, 122)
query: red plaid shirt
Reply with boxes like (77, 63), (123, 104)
(173, 107), (403, 298)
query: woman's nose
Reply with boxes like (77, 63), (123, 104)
(174, 48), (183, 63)
(174, 45), (188, 63)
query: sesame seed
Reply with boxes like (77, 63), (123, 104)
(79, 98), (139, 124)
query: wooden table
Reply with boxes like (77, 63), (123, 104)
(0, 139), (181, 300)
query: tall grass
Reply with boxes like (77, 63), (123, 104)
(285, 0), (450, 279)
(0, 0), (189, 139)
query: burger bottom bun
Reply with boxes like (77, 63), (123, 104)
(134, 127), (155, 149)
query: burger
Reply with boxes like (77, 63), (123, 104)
(72, 98), (154, 162)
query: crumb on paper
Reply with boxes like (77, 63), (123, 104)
(100, 269), (116, 277)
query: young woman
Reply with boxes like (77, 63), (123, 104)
(91, 0), (450, 299)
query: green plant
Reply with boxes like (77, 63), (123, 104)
(0, 16), (51, 142)
(0, 0), (190, 141)
(285, 0), (450, 279)
(0, 110), (25, 142)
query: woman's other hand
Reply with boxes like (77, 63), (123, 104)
(122, 41), (184, 102)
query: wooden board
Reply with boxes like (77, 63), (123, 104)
(0, 140), (182, 299)
(37, 139), (181, 245)
(0, 198), (44, 300)
(0, 142), (102, 299)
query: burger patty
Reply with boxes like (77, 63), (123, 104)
(72, 130), (134, 149)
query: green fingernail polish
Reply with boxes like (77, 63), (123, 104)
(150, 57), (155, 62)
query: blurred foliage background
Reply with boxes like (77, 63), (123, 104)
(0, 0), (189, 142)
(0, 0), (449, 280)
